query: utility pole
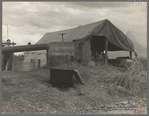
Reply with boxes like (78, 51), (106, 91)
(3, 25), (16, 46)
(2, 39), (16, 46)
(7, 24), (9, 39)
(58, 33), (66, 42)
(3, 25), (16, 71)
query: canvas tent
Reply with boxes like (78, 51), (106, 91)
(24, 19), (135, 67)
(105, 30), (147, 59)
(126, 31), (147, 57)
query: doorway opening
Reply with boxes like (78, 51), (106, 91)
(91, 36), (105, 58)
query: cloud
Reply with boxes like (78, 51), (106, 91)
(2, 2), (147, 46)
(67, 2), (134, 9)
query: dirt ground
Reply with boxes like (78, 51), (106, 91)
(1, 65), (147, 114)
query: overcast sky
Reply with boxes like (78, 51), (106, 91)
(2, 2), (147, 45)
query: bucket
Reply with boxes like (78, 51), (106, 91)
(20, 62), (34, 72)
(31, 59), (40, 69)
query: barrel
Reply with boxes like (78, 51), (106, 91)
(13, 61), (23, 71)
(31, 59), (40, 69)
(14, 62), (34, 72)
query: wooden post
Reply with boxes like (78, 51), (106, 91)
(12, 53), (14, 71)
(105, 38), (108, 65)
(62, 34), (64, 42)
(46, 49), (49, 68)
(130, 51), (132, 59)
(2, 53), (4, 70)
(58, 33), (66, 42)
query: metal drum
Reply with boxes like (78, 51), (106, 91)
(18, 62), (34, 72)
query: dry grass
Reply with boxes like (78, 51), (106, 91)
(2, 69), (108, 114)
(76, 58), (147, 103)
(2, 59), (147, 114)
(99, 58), (147, 97)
